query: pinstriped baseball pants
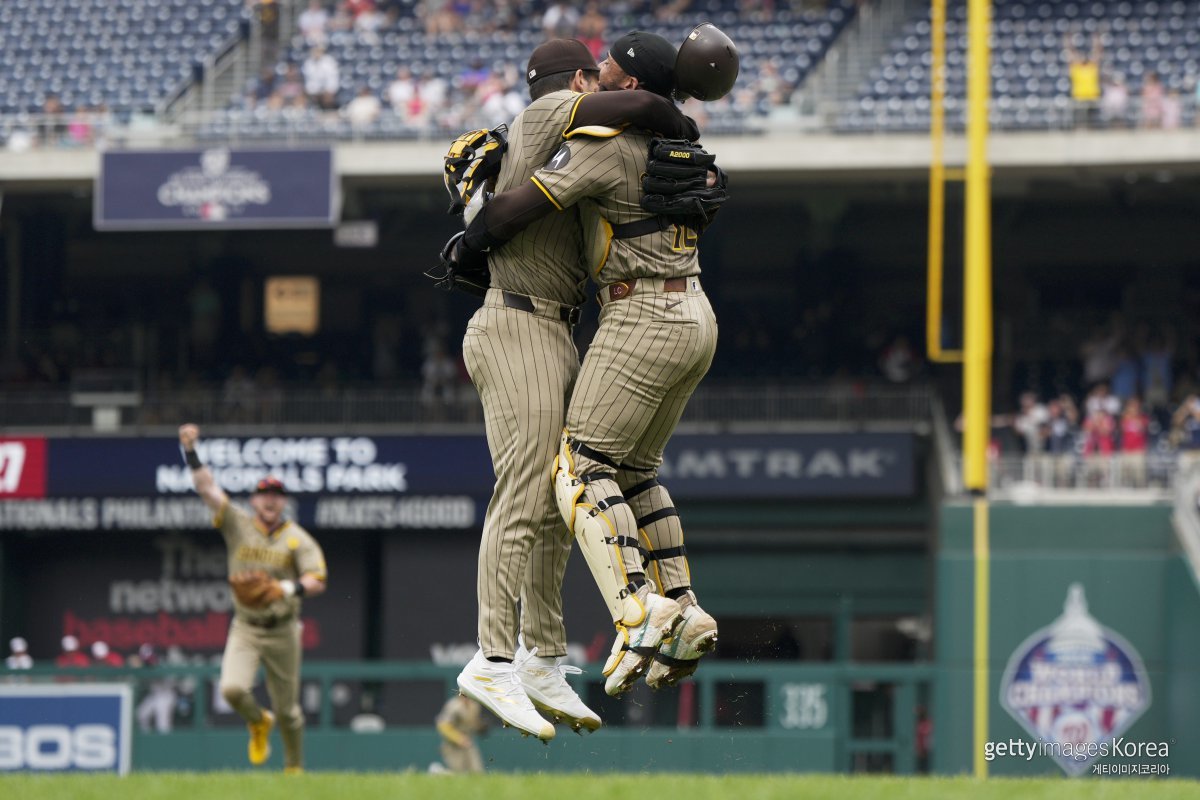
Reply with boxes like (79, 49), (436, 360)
(568, 278), (717, 477)
(463, 288), (580, 660)
(565, 279), (718, 593)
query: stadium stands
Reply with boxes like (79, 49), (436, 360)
(840, 0), (1200, 132)
(208, 0), (857, 141)
(0, 0), (247, 116)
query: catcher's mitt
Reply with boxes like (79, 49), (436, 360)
(425, 231), (490, 298)
(639, 138), (728, 231)
(229, 570), (284, 608)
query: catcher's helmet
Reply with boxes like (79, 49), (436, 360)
(674, 23), (740, 101)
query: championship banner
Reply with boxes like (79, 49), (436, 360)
(0, 432), (916, 531)
(1000, 583), (1152, 776)
(95, 147), (336, 230)
(0, 684), (132, 775)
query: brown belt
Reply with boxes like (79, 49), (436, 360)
(604, 276), (688, 303)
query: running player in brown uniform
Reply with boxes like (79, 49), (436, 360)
(449, 38), (701, 740)
(178, 423), (327, 772)
(434, 695), (488, 773)
(447, 31), (727, 699)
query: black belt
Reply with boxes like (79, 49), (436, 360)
(502, 291), (581, 327)
(242, 614), (294, 629)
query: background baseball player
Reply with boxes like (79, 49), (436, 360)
(438, 38), (700, 740)
(444, 26), (738, 696)
(433, 694), (489, 774)
(179, 423), (327, 772)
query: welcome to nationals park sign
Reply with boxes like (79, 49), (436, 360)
(0, 432), (916, 531)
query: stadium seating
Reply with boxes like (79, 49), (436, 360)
(209, 0), (856, 140)
(0, 0), (246, 116)
(840, 0), (1200, 132)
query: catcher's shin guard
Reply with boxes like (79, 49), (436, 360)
(553, 431), (646, 627)
(622, 475), (691, 596)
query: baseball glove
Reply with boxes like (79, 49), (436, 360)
(229, 570), (284, 608)
(443, 125), (508, 216)
(639, 138), (728, 232)
(424, 231), (490, 298)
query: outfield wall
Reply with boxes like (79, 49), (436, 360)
(934, 503), (1200, 778)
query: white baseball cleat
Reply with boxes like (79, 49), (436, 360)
(603, 592), (684, 697)
(456, 649), (556, 741)
(515, 645), (602, 733)
(646, 602), (718, 689)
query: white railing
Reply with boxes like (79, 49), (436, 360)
(0, 385), (934, 434)
(955, 451), (1192, 501)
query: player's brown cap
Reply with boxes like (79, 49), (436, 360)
(610, 31), (678, 98)
(526, 38), (598, 85)
(253, 476), (287, 495)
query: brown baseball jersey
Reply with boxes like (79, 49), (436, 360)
(215, 501), (326, 622)
(531, 129), (701, 285)
(486, 89), (592, 306)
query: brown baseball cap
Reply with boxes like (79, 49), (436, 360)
(526, 38), (598, 86)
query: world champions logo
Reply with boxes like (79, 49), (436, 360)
(999, 583), (1151, 775)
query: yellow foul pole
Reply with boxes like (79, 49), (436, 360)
(926, 0), (961, 363)
(964, 0), (994, 779)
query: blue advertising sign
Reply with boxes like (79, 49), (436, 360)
(0, 432), (914, 530)
(95, 148), (336, 230)
(0, 684), (132, 774)
(658, 432), (914, 498)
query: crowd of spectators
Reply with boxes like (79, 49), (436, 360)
(994, 319), (1200, 489)
(231, 0), (839, 133)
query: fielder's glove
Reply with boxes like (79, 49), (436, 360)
(229, 570), (285, 608)
(425, 231), (490, 298)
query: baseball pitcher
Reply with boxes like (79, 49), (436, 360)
(179, 423), (327, 772)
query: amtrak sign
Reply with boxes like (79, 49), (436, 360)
(659, 432), (914, 497)
(1000, 584), (1152, 776)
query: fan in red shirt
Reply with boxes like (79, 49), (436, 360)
(1119, 397), (1151, 487)
(1082, 408), (1117, 485)
(91, 640), (125, 668)
(56, 635), (90, 668)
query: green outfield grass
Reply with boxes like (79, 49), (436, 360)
(1, 773), (1197, 800)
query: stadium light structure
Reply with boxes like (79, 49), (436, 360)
(928, 0), (994, 778)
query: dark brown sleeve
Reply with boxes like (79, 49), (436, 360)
(462, 181), (557, 253)
(569, 91), (701, 140)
